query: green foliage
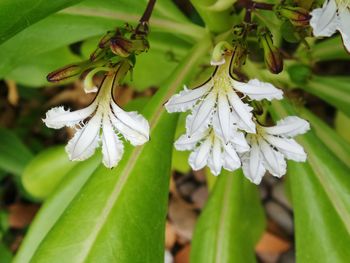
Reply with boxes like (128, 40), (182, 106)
(191, 170), (265, 263)
(0, 129), (33, 176)
(304, 76), (350, 117)
(271, 100), (350, 262)
(22, 146), (77, 200)
(0, 0), (84, 44)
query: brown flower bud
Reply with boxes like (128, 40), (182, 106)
(259, 29), (283, 74)
(47, 64), (83, 83)
(277, 6), (311, 27)
(110, 36), (133, 57)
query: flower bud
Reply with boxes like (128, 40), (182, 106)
(47, 63), (83, 83)
(259, 28), (283, 74)
(110, 36), (133, 57)
(276, 6), (311, 27)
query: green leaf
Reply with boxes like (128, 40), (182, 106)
(287, 64), (311, 85)
(17, 37), (211, 263)
(14, 154), (101, 263)
(281, 21), (300, 43)
(191, 170), (265, 263)
(303, 76), (350, 117)
(0, 0), (83, 44)
(271, 100), (350, 262)
(311, 36), (350, 61)
(7, 47), (80, 87)
(0, 128), (33, 176)
(22, 146), (77, 200)
(0, 242), (12, 263)
(335, 111), (350, 143)
(298, 108), (350, 168)
(288, 161), (350, 262)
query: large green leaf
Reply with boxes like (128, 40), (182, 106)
(7, 47), (80, 87)
(22, 146), (77, 200)
(14, 154), (101, 263)
(310, 37), (350, 62)
(17, 37), (211, 263)
(0, 0), (83, 44)
(271, 100), (350, 262)
(303, 76), (350, 117)
(298, 108), (350, 168)
(0, 128), (33, 176)
(191, 170), (265, 263)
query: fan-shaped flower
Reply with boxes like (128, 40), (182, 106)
(241, 116), (310, 184)
(165, 58), (283, 143)
(175, 125), (250, 176)
(310, 0), (350, 52)
(43, 72), (150, 168)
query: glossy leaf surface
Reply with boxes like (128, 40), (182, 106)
(0, 128), (33, 176)
(271, 100), (350, 262)
(191, 170), (265, 263)
(0, 0), (83, 44)
(22, 146), (77, 200)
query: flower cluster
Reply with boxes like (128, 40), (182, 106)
(310, 0), (350, 52)
(165, 54), (310, 184)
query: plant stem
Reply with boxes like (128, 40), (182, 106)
(139, 0), (157, 23)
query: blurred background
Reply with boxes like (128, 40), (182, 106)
(1, 0), (350, 262)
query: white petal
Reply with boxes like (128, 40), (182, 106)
(258, 138), (286, 178)
(111, 102), (150, 146)
(164, 81), (212, 113)
(227, 89), (256, 133)
(207, 135), (223, 175)
(264, 135), (307, 162)
(188, 136), (212, 170)
(241, 136), (266, 184)
(223, 143), (241, 171)
(101, 116), (124, 168)
(230, 129), (250, 153)
(66, 113), (101, 161)
(186, 91), (216, 136)
(264, 116), (310, 137)
(43, 103), (97, 129)
(338, 9), (350, 52)
(174, 130), (209, 151)
(310, 0), (338, 37)
(231, 79), (283, 101)
(215, 88), (231, 143)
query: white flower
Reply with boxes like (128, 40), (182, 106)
(165, 58), (283, 141)
(310, 0), (350, 52)
(241, 116), (310, 184)
(175, 126), (250, 176)
(43, 73), (150, 168)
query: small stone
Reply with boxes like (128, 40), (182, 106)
(191, 186), (208, 209)
(272, 183), (292, 210)
(165, 250), (174, 263)
(266, 202), (294, 234)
